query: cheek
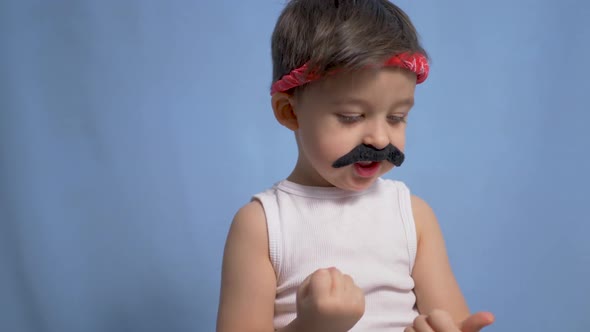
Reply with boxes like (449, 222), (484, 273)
(299, 123), (356, 162)
(393, 127), (407, 151)
(302, 130), (340, 160)
(398, 137), (406, 151)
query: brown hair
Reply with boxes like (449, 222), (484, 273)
(271, 0), (428, 91)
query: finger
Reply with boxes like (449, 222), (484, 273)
(342, 273), (354, 291)
(308, 268), (333, 298)
(426, 309), (458, 332)
(343, 274), (365, 310)
(404, 328), (416, 332)
(327, 267), (343, 294)
(413, 314), (435, 332)
(460, 312), (495, 332)
(297, 273), (313, 300)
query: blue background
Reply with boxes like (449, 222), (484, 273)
(1, 1), (588, 331)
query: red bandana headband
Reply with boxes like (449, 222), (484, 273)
(270, 52), (429, 95)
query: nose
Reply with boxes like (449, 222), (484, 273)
(362, 119), (390, 150)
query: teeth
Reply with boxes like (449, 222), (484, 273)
(358, 161), (373, 165)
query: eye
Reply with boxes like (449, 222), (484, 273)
(337, 114), (363, 123)
(387, 114), (407, 124)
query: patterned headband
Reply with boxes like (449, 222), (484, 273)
(270, 52), (429, 95)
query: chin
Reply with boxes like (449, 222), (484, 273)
(339, 177), (379, 192)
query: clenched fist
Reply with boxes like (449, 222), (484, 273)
(293, 267), (365, 332)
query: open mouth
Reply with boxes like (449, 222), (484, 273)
(353, 161), (380, 177)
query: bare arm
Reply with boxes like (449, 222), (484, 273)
(410, 195), (470, 324)
(216, 201), (365, 332)
(216, 201), (277, 332)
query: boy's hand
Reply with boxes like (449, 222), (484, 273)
(293, 267), (365, 332)
(404, 309), (494, 332)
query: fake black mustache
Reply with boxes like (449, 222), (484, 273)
(332, 144), (405, 168)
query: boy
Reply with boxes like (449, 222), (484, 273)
(217, 1), (494, 331)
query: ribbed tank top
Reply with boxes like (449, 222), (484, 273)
(253, 178), (419, 331)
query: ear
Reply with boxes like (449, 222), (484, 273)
(271, 92), (299, 131)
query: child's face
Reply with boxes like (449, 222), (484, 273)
(290, 67), (416, 191)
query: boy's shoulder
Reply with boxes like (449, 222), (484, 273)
(379, 178), (436, 229)
(226, 198), (267, 245)
(410, 194), (435, 219)
(233, 200), (266, 227)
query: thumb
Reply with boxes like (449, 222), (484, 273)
(297, 274), (313, 301)
(459, 312), (495, 332)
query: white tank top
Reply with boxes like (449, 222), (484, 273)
(253, 178), (419, 331)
